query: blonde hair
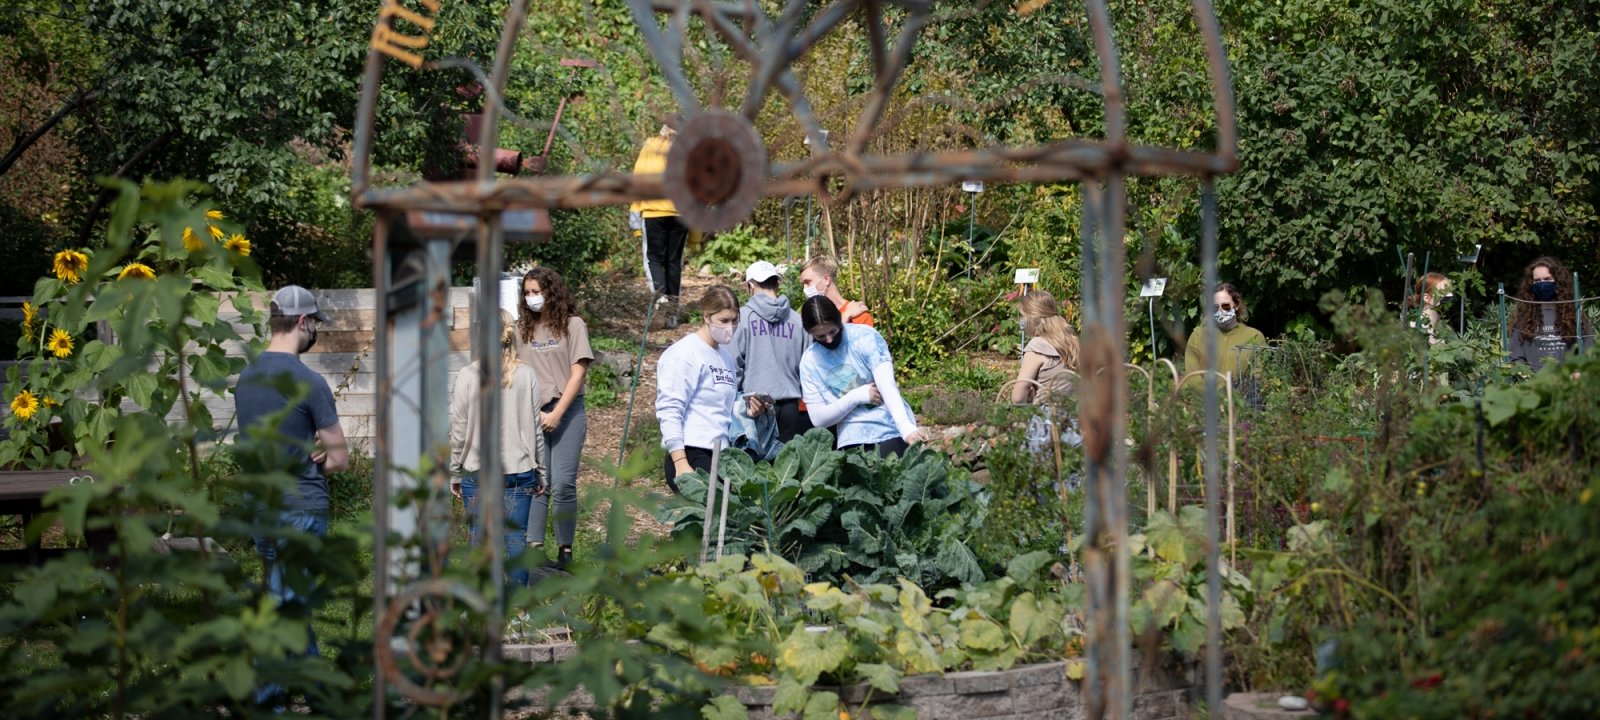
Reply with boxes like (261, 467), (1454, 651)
(802, 255), (840, 281)
(500, 312), (519, 388)
(1019, 291), (1079, 370)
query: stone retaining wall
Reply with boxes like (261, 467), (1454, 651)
(725, 660), (1192, 720)
(503, 642), (1194, 720)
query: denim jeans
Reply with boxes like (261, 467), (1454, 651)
(460, 469), (540, 587)
(253, 508), (329, 704)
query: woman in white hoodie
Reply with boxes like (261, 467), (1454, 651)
(449, 312), (544, 586)
(655, 285), (740, 493)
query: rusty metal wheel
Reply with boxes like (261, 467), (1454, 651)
(375, 578), (491, 707)
(663, 109), (768, 233)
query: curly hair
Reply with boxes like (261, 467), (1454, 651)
(518, 267), (577, 342)
(1512, 256), (1577, 342)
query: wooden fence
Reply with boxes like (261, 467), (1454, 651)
(2, 288), (485, 456)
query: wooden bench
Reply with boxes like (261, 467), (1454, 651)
(0, 470), (104, 565)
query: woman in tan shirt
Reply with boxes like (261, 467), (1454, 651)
(516, 267), (593, 569)
(1012, 291), (1080, 404)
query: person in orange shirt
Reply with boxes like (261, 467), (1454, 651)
(799, 255), (873, 326)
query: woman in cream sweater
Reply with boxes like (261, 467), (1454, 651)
(449, 312), (544, 586)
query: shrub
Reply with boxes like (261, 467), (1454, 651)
(693, 224), (779, 277)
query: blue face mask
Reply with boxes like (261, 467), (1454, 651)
(1531, 280), (1557, 301)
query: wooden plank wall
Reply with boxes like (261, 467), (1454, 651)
(140, 288), (480, 456)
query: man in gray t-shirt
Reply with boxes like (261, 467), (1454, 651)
(235, 285), (347, 701)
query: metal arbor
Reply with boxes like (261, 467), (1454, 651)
(351, 0), (1240, 717)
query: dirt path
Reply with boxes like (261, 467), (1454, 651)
(571, 271), (726, 543)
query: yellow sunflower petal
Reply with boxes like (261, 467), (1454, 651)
(117, 263), (156, 281)
(225, 234), (251, 257)
(207, 224), (225, 240)
(205, 209), (224, 221)
(52, 249), (89, 284)
(10, 390), (39, 421)
(47, 328), (74, 358)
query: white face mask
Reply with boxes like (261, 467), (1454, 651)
(525, 294), (545, 312)
(1214, 308), (1237, 329)
(709, 325), (735, 345)
(802, 285), (823, 299)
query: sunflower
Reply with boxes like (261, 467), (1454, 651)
(42, 396), (60, 408)
(53, 249), (89, 284)
(118, 263), (156, 281)
(224, 233), (251, 256)
(205, 209), (224, 222)
(9, 390), (39, 421)
(47, 328), (74, 358)
(207, 224), (225, 240)
(182, 226), (205, 252)
(21, 301), (36, 336)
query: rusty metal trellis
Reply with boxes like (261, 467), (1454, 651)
(352, 0), (1239, 716)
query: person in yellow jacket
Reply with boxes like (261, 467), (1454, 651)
(632, 116), (688, 327)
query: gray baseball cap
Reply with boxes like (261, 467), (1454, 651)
(270, 285), (330, 323)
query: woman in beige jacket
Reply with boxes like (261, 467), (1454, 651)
(449, 313), (544, 586)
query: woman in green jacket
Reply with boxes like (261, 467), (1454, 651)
(1184, 283), (1266, 379)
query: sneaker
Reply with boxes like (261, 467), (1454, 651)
(543, 545), (573, 570)
(663, 297), (680, 329)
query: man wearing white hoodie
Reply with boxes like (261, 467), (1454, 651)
(733, 261), (814, 443)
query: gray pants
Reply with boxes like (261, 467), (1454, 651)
(529, 395), (585, 546)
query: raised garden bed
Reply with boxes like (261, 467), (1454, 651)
(501, 644), (1194, 720)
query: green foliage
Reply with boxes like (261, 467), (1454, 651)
(1128, 507), (1252, 655)
(648, 551), (1076, 719)
(1329, 479), (1600, 718)
(1216, 0), (1600, 318)
(584, 359), (622, 410)
(3, 180), (263, 466)
(962, 404), (1083, 573)
(1230, 287), (1600, 695)
(872, 263), (961, 372)
(694, 225), (780, 278)
(659, 429), (987, 593)
(0, 182), (378, 716)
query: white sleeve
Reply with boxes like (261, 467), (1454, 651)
(805, 384), (876, 428)
(871, 360), (919, 438)
(654, 349), (692, 452)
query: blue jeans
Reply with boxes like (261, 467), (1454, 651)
(253, 508), (329, 704)
(460, 469), (540, 587)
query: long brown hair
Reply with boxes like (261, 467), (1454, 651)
(1019, 290), (1080, 370)
(699, 285), (739, 316)
(518, 267), (576, 342)
(1512, 256), (1577, 342)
